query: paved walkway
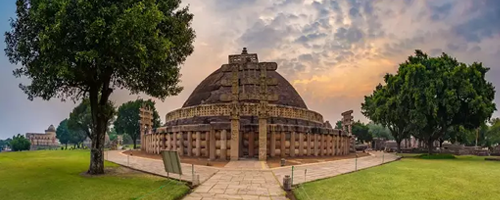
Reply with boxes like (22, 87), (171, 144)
(106, 151), (399, 200)
(272, 152), (399, 186)
(105, 151), (219, 183)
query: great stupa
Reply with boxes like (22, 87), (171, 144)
(140, 48), (353, 161)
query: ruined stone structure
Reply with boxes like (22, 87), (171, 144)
(26, 125), (59, 150)
(142, 48), (353, 160)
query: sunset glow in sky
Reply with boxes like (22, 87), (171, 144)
(1, 0), (500, 139)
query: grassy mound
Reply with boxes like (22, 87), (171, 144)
(417, 153), (456, 159)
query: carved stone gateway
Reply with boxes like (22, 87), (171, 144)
(142, 48), (353, 160)
(139, 105), (153, 151)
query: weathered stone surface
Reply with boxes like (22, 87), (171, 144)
(182, 68), (307, 109)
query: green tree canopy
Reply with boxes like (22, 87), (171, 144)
(400, 50), (496, 153)
(362, 80), (412, 152)
(0, 138), (12, 151)
(366, 122), (393, 140)
(68, 99), (115, 147)
(5, 0), (195, 174)
(352, 121), (372, 143)
(335, 121), (343, 130)
(114, 99), (161, 149)
(10, 134), (31, 151)
(56, 119), (72, 149)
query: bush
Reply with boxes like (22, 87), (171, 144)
(418, 154), (456, 159)
(10, 134), (31, 151)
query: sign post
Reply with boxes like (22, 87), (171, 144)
(161, 150), (183, 183)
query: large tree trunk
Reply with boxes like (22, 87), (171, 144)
(396, 139), (402, 153)
(87, 84), (113, 175)
(427, 138), (434, 155)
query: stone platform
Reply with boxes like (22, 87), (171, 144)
(105, 150), (400, 200)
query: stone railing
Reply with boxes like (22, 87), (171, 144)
(142, 123), (351, 160)
(165, 103), (324, 124)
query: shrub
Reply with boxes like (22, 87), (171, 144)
(418, 154), (456, 159)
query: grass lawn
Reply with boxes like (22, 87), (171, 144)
(293, 155), (500, 200)
(0, 150), (189, 200)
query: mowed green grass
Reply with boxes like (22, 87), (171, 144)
(294, 155), (500, 200)
(0, 150), (189, 200)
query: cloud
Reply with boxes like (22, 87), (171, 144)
(2, 0), (500, 138)
(451, 0), (500, 42)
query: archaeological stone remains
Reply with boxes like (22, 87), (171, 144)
(141, 48), (354, 160)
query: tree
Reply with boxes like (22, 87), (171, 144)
(6, 0), (195, 174)
(0, 138), (11, 151)
(352, 121), (372, 143)
(68, 99), (115, 148)
(114, 99), (161, 149)
(399, 50), (496, 154)
(10, 134), (30, 151)
(366, 122), (393, 140)
(362, 81), (413, 153)
(335, 121), (343, 130)
(108, 128), (118, 142)
(485, 120), (500, 148)
(56, 119), (72, 149)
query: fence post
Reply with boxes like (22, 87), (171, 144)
(382, 151), (385, 163)
(192, 164), (194, 184)
(355, 154), (358, 171)
(291, 166), (294, 186)
(304, 169), (307, 182)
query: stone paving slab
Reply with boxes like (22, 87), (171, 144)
(185, 160), (286, 200)
(272, 152), (400, 186)
(105, 150), (219, 183)
(186, 170), (287, 200)
(223, 159), (269, 170)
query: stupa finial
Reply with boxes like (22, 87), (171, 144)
(242, 47), (248, 54)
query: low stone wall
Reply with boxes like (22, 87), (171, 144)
(143, 123), (351, 160)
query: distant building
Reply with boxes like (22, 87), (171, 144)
(26, 125), (60, 150)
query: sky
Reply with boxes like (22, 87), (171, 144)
(1, 0), (500, 139)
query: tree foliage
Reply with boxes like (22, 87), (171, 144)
(352, 121), (372, 143)
(366, 122), (393, 140)
(362, 80), (412, 152)
(6, 0), (195, 174)
(363, 50), (496, 154)
(114, 99), (161, 149)
(56, 119), (72, 149)
(335, 121), (343, 130)
(0, 138), (12, 151)
(68, 99), (115, 146)
(10, 134), (31, 151)
(400, 50), (496, 153)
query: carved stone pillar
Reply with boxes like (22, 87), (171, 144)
(196, 131), (201, 157)
(173, 132), (178, 154)
(178, 132), (184, 156)
(209, 128), (216, 160)
(187, 131), (193, 156)
(258, 118), (267, 160)
(280, 131), (286, 158)
(298, 133), (304, 156)
(290, 132), (296, 157)
(270, 130), (276, 157)
(221, 130), (228, 160)
(307, 133), (312, 156)
(314, 134), (319, 156)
